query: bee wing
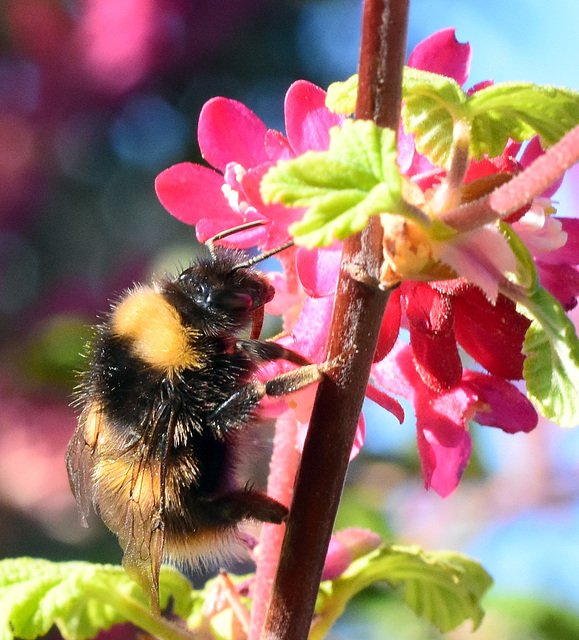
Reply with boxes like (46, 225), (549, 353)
(112, 442), (165, 615)
(65, 404), (105, 526)
(66, 402), (173, 614)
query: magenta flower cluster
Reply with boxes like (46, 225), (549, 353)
(156, 29), (579, 498)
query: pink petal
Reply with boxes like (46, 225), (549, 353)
(465, 154), (521, 183)
(373, 342), (473, 496)
(463, 372), (538, 433)
(512, 206), (568, 257)
(466, 80), (494, 96)
(265, 129), (294, 161)
(365, 383), (405, 424)
(333, 528), (382, 559)
(198, 97), (268, 172)
(403, 282), (463, 391)
(274, 295), (334, 364)
(284, 80), (344, 154)
(155, 162), (230, 226)
(265, 271), (304, 316)
(410, 167), (445, 192)
(373, 289), (402, 363)
(322, 538), (352, 581)
(450, 286), (529, 380)
(292, 295), (334, 362)
(417, 425), (472, 497)
(535, 218), (579, 265)
(240, 164), (306, 248)
(195, 215), (268, 247)
(407, 28), (471, 86)
(397, 125), (416, 174)
(351, 413), (366, 460)
(371, 341), (417, 401)
(519, 136), (544, 166)
(294, 396), (364, 462)
(295, 245), (341, 298)
(415, 379), (477, 497)
(535, 262), (579, 310)
(431, 223), (517, 301)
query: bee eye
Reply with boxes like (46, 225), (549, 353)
(212, 291), (254, 312)
(191, 281), (209, 303)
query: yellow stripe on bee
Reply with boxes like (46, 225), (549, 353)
(111, 287), (204, 372)
(81, 404), (104, 449)
(96, 454), (160, 511)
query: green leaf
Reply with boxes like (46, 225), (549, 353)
(502, 224), (579, 427)
(326, 75), (358, 115)
(261, 119), (402, 247)
(312, 544), (493, 639)
(403, 71), (579, 167)
(402, 68), (468, 168)
(0, 558), (196, 640)
(468, 82), (579, 154)
(519, 287), (579, 428)
(324, 72), (579, 169)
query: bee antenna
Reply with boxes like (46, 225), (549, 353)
(232, 240), (294, 270)
(205, 221), (267, 260)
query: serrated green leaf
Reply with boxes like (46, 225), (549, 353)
(379, 546), (492, 632)
(519, 287), (579, 428)
(326, 75), (358, 115)
(402, 68), (468, 168)
(403, 72), (579, 167)
(313, 544), (492, 638)
(325, 72), (579, 169)
(468, 83), (579, 154)
(261, 119), (402, 247)
(502, 224), (579, 427)
(0, 558), (196, 640)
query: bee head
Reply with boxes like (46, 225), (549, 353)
(174, 248), (274, 330)
(163, 222), (293, 337)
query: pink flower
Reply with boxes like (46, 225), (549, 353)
(370, 28), (579, 494)
(156, 80), (374, 459)
(156, 80), (344, 249)
(372, 344), (537, 497)
(77, 0), (161, 93)
(321, 529), (382, 581)
(155, 29), (578, 498)
(513, 212), (579, 311)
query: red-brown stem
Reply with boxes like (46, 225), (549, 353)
(260, 1), (409, 639)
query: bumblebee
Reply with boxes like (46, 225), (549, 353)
(66, 222), (324, 612)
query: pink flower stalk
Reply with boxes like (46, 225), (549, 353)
(155, 29), (579, 505)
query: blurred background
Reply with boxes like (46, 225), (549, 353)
(0, 1), (578, 639)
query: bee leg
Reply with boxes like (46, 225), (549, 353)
(209, 488), (288, 524)
(236, 339), (311, 366)
(263, 362), (326, 396)
(208, 362), (326, 437)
